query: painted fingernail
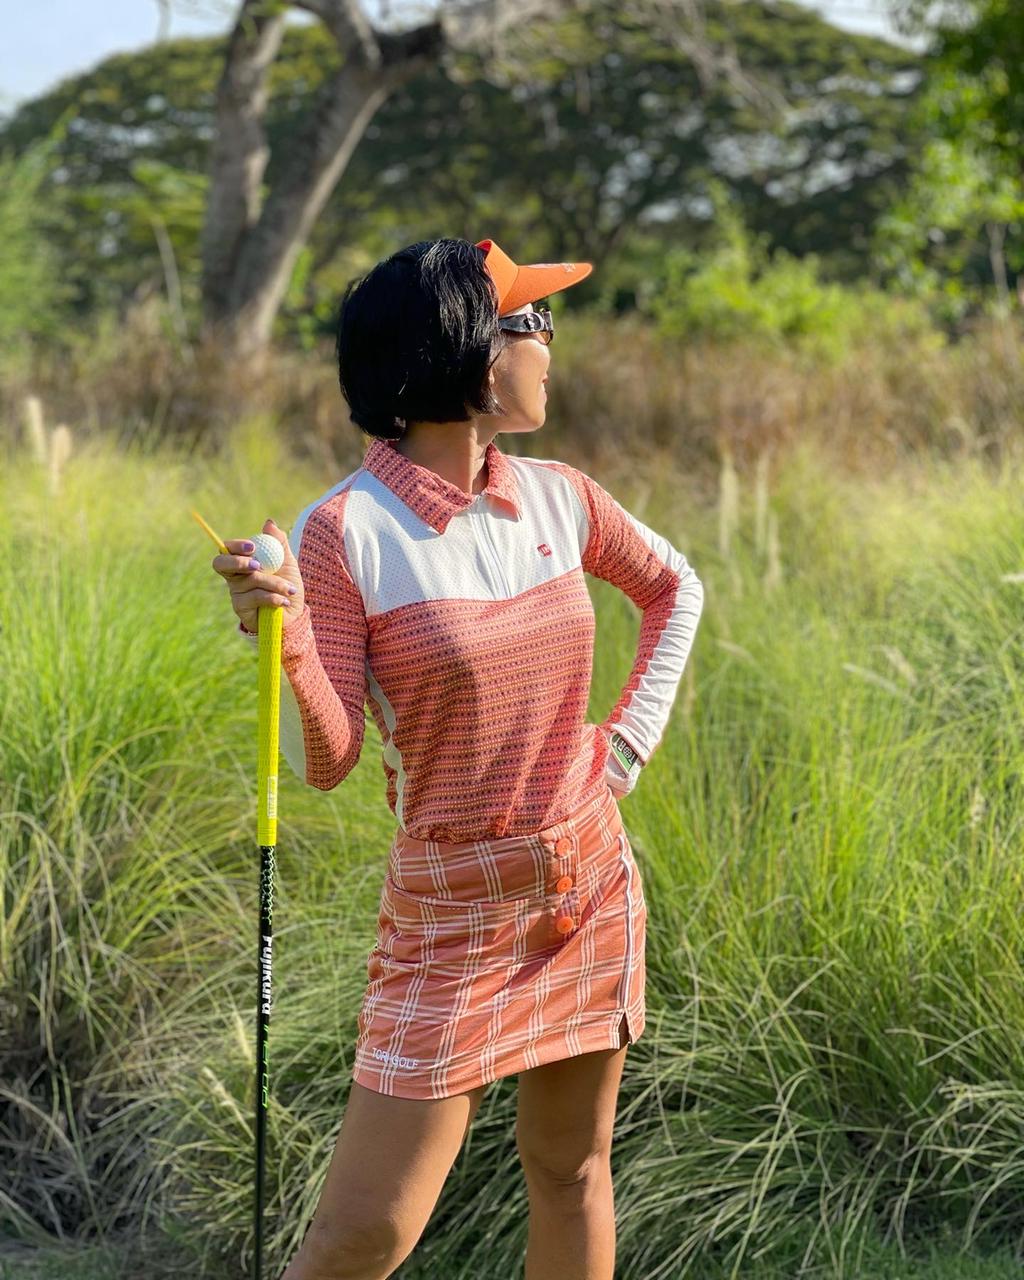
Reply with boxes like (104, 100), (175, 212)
(241, 541), (255, 552)
(287, 585), (297, 594)
(249, 558), (262, 570)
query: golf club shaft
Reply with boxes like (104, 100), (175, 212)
(255, 603), (283, 1280)
(255, 841), (275, 1280)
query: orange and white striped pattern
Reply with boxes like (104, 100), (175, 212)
(236, 435), (702, 1096)
(239, 437), (703, 843)
(353, 782), (646, 1098)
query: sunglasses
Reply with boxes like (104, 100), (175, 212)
(497, 307), (554, 344)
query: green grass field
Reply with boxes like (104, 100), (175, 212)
(1, 1222), (1022, 1279)
(3, 419), (1024, 1278)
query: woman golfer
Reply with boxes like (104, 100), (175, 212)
(212, 237), (704, 1280)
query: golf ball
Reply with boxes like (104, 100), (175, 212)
(250, 532), (285, 573)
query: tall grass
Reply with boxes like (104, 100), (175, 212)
(3, 411), (1024, 1277)
(4, 296), (1024, 482)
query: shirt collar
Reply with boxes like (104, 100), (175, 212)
(362, 437), (521, 534)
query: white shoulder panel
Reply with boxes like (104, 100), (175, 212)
(508, 456), (590, 553)
(342, 465), (588, 617)
(291, 465), (365, 557)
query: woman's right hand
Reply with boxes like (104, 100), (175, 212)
(211, 517), (306, 635)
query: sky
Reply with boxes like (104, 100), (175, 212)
(1, 0), (910, 116)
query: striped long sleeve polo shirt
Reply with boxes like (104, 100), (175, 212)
(238, 437), (704, 843)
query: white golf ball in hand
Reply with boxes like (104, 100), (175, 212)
(249, 532), (285, 574)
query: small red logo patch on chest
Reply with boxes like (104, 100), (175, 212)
(537, 543), (552, 556)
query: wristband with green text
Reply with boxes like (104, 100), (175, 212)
(609, 731), (642, 777)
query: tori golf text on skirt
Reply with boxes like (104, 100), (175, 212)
(238, 436), (704, 1098)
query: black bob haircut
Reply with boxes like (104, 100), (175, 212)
(335, 237), (514, 442)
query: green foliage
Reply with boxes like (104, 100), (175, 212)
(893, 0), (1023, 168)
(643, 188), (938, 358)
(7, 425), (1024, 1273)
(119, 159), (208, 267)
(882, 1), (1024, 313)
(0, 35), (229, 317)
(2, 1226), (1022, 1278)
(0, 117), (77, 358)
(873, 68), (1024, 319)
(0, 3), (925, 342)
(276, 244), (331, 352)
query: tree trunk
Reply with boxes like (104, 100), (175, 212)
(217, 71), (397, 356)
(200, 2), (288, 332)
(200, 0), (450, 357)
(200, 0), (582, 358)
(986, 219), (1010, 310)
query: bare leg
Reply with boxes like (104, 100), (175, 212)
(280, 1079), (489, 1280)
(516, 1021), (630, 1280)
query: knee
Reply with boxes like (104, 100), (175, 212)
(515, 1127), (610, 1189)
(289, 1209), (411, 1280)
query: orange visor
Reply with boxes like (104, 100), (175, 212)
(475, 238), (593, 316)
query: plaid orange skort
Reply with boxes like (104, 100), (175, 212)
(351, 784), (648, 1099)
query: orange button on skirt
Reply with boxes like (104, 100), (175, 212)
(351, 784), (647, 1099)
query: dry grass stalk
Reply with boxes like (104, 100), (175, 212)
(764, 509), (782, 593)
(718, 446), (739, 560)
(49, 424), (73, 497)
(754, 450), (770, 558)
(881, 645), (918, 685)
(23, 395), (47, 464)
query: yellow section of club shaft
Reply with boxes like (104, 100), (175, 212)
(190, 506), (279, 842)
(257, 603), (282, 846)
(190, 507), (231, 556)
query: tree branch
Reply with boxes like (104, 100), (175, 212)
(290, 0), (384, 68)
(440, 0), (579, 47)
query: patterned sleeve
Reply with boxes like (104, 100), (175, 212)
(569, 467), (704, 791)
(236, 504), (368, 790)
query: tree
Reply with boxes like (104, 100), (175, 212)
(0, 1), (923, 339)
(0, 122), (76, 358)
(203, 0), (791, 356)
(888, 0), (1023, 180)
(882, 0), (1023, 307)
(193, 0), (910, 355)
(874, 71), (1023, 314)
